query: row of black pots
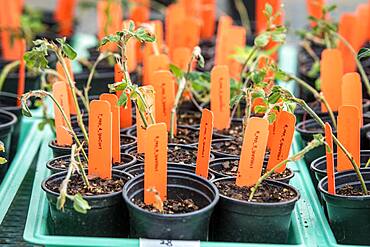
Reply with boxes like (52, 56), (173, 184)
(0, 109), (17, 183)
(43, 167), (299, 243)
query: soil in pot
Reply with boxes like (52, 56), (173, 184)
(177, 111), (202, 126)
(43, 169), (132, 237)
(318, 168), (370, 245)
(123, 170), (219, 240)
(211, 177), (299, 243)
(211, 139), (270, 159)
(0, 109), (17, 166)
(210, 158), (293, 183)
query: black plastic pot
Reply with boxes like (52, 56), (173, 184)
(311, 151), (370, 189)
(318, 168), (370, 245)
(297, 115), (370, 165)
(0, 140), (7, 183)
(74, 70), (114, 96)
(0, 92), (23, 160)
(211, 177), (300, 243)
(42, 169), (133, 237)
(48, 134), (137, 158)
(46, 153), (137, 174)
(123, 170), (219, 240)
(0, 109), (17, 161)
(122, 162), (216, 181)
(209, 157), (294, 184)
(125, 143), (215, 164)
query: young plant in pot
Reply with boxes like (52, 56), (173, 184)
(123, 123), (219, 240)
(211, 122), (325, 243)
(0, 142), (9, 183)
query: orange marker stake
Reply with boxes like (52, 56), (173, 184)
(256, 0), (282, 34)
(165, 4), (186, 56)
(320, 49), (343, 112)
(342, 73), (363, 126)
(215, 15), (233, 66)
(306, 0), (325, 27)
(356, 4), (369, 46)
(144, 123), (168, 205)
(195, 109), (214, 178)
(100, 94), (121, 163)
(210, 65), (230, 130)
(226, 26), (246, 80)
(152, 70), (176, 131)
(236, 117), (269, 187)
(136, 86), (156, 153)
(172, 47), (192, 70)
(176, 18), (201, 50)
(52, 81), (72, 146)
(145, 54), (170, 85)
(266, 111), (296, 173)
(114, 64), (133, 128)
(267, 110), (280, 149)
(324, 123), (335, 195)
(129, 0), (150, 24)
(123, 20), (138, 72)
(201, 2), (216, 39)
(17, 39), (26, 106)
(56, 59), (77, 114)
(55, 0), (76, 36)
(88, 100), (112, 179)
(337, 105), (360, 172)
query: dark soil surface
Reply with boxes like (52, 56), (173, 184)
(49, 159), (128, 170)
(53, 136), (135, 148)
(133, 198), (200, 214)
(168, 146), (197, 164)
(177, 112), (202, 126)
(215, 180), (296, 203)
(169, 127), (199, 144)
(215, 121), (243, 138)
(212, 159), (292, 180)
(336, 185), (370, 196)
(46, 174), (127, 196)
(212, 139), (243, 155)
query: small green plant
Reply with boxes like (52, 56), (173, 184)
(0, 142), (7, 165)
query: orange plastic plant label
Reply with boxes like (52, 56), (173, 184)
(342, 72), (363, 126)
(54, 0), (76, 36)
(236, 117), (269, 187)
(175, 18), (201, 50)
(356, 4), (369, 47)
(123, 20), (138, 72)
(266, 111), (296, 173)
(17, 39), (26, 106)
(256, 0), (282, 34)
(179, 0), (201, 18)
(100, 94), (121, 163)
(88, 100), (112, 179)
(324, 123), (335, 195)
(195, 109), (214, 178)
(215, 15), (233, 65)
(144, 123), (168, 205)
(129, 0), (150, 23)
(201, 1), (216, 39)
(211, 65), (230, 130)
(145, 54), (170, 85)
(136, 86), (156, 153)
(152, 70), (176, 132)
(56, 59), (77, 114)
(320, 49), (343, 112)
(114, 64), (133, 128)
(337, 105), (360, 172)
(52, 81), (72, 146)
(172, 47), (192, 70)
(165, 4), (186, 56)
(226, 26), (246, 80)
(306, 0), (325, 27)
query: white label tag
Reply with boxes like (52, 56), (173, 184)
(140, 238), (200, 247)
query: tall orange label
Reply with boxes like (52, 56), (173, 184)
(342, 72), (363, 126)
(88, 100), (112, 179)
(201, 2), (216, 39)
(144, 54), (170, 85)
(52, 81), (72, 146)
(152, 70), (176, 132)
(236, 118), (269, 187)
(337, 105), (360, 172)
(17, 39), (26, 106)
(144, 123), (168, 205)
(172, 47), (192, 70)
(266, 111), (296, 173)
(100, 94), (121, 163)
(325, 123), (335, 195)
(114, 64), (133, 128)
(195, 109), (214, 178)
(306, 0), (325, 27)
(215, 15), (233, 65)
(210, 65), (230, 130)
(320, 49), (343, 112)
(56, 59), (77, 114)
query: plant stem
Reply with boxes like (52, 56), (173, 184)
(248, 137), (324, 201)
(83, 52), (114, 111)
(57, 52), (89, 144)
(0, 60), (20, 91)
(170, 77), (187, 139)
(75, 153), (90, 187)
(295, 97), (368, 194)
(240, 46), (258, 82)
(288, 73), (337, 129)
(234, 0), (251, 36)
(332, 31), (370, 97)
(365, 158), (370, 168)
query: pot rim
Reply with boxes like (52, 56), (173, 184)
(212, 176), (301, 207)
(0, 92), (22, 112)
(311, 150), (370, 176)
(0, 109), (18, 129)
(318, 168), (370, 200)
(123, 170), (220, 218)
(42, 169), (133, 199)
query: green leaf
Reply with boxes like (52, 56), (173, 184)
(314, 78), (321, 91)
(129, 20), (135, 31)
(307, 60), (320, 78)
(118, 92), (128, 107)
(169, 64), (184, 78)
(254, 32), (271, 48)
(264, 3), (273, 17)
(100, 34), (120, 47)
(21, 103), (33, 117)
(358, 48), (370, 60)
(251, 89), (265, 100)
(197, 54), (205, 68)
(62, 43), (77, 60)
(73, 193), (91, 214)
(267, 112), (277, 124)
(56, 191), (67, 211)
(254, 105), (267, 114)
(268, 92), (281, 104)
(0, 157), (7, 165)
(23, 49), (49, 69)
(271, 32), (286, 43)
(230, 93), (244, 107)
